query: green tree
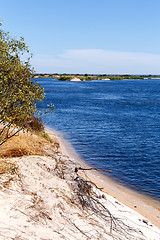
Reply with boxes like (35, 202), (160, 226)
(0, 26), (53, 146)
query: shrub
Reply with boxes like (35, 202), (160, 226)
(0, 26), (54, 146)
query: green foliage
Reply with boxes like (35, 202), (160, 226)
(0, 27), (54, 146)
(79, 76), (92, 81)
(98, 75), (144, 80)
(58, 75), (72, 81)
(41, 132), (53, 143)
(57, 74), (93, 81)
(108, 76), (123, 80)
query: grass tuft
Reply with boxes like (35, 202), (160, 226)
(0, 129), (59, 175)
(0, 132), (52, 159)
(0, 160), (18, 174)
(41, 132), (53, 143)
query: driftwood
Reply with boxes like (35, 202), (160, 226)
(0, 150), (145, 239)
(75, 166), (112, 173)
(54, 157), (144, 240)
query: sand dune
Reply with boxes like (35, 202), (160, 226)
(0, 129), (159, 239)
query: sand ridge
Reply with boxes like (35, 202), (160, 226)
(49, 127), (160, 228)
(0, 129), (159, 239)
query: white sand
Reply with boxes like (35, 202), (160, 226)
(70, 77), (81, 81)
(48, 128), (160, 228)
(0, 130), (160, 239)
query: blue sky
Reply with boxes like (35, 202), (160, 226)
(1, 0), (160, 74)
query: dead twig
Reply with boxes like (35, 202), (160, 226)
(75, 167), (112, 173)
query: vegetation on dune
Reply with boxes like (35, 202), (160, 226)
(0, 25), (54, 146)
(0, 131), (57, 159)
(57, 74), (93, 81)
(58, 75), (73, 81)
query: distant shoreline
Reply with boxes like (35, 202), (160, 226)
(33, 73), (160, 81)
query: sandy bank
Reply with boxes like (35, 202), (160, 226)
(70, 77), (81, 81)
(0, 128), (159, 239)
(46, 128), (160, 229)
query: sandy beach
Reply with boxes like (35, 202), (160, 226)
(47, 128), (160, 228)
(47, 129), (160, 232)
(0, 128), (159, 239)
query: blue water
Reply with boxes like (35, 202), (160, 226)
(37, 78), (160, 200)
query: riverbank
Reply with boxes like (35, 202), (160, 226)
(46, 128), (160, 228)
(0, 128), (159, 239)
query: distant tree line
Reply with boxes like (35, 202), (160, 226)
(33, 73), (160, 81)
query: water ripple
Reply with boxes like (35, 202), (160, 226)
(39, 79), (160, 200)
